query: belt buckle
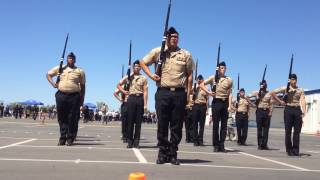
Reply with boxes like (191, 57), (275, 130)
(221, 98), (226, 101)
(242, 112), (246, 115)
(135, 94), (139, 96)
(170, 88), (175, 91)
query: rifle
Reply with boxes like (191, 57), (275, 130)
(283, 54), (294, 103)
(121, 64), (124, 78)
(236, 73), (240, 108)
(192, 59), (198, 101)
(212, 43), (221, 93)
(56, 33), (69, 84)
(256, 64), (267, 106)
(122, 40), (132, 100)
(155, 0), (172, 77)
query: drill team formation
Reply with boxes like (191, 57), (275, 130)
(46, 0), (307, 166)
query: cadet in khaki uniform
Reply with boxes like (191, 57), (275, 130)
(271, 74), (306, 156)
(140, 27), (194, 165)
(185, 94), (194, 143)
(46, 52), (86, 146)
(118, 60), (148, 148)
(200, 62), (233, 152)
(250, 80), (273, 150)
(235, 88), (255, 145)
(114, 88), (129, 143)
(192, 75), (208, 146)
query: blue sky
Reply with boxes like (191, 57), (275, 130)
(0, 0), (319, 111)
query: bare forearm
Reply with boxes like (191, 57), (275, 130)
(228, 94), (233, 108)
(187, 73), (193, 95)
(200, 82), (211, 95)
(144, 93), (148, 107)
(301, 99), (306, 113)
(140, 61), (153, 79)
(117, 84), (126, 94)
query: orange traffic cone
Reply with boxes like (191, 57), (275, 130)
(128, 172), (146, 180)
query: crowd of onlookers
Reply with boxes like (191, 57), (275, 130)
(0, 102), (57, 121)
(80, 106), (157, 124)
(0, 102), (158, 125)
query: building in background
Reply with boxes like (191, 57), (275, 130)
(302, 89), (320, 134)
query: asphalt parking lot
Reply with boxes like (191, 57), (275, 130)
(0, 118), (320, 180)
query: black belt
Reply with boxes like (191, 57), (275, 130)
(57, 90), (79, 95)
(158, 87), (185, 92)
(286, 105), (300, 108)
(214, 98), (228, 102)
(258, 108), (269, 111)
(129, 93), (143, 97)
(195, 103), (207, 105)
(237, 111), (248, 115)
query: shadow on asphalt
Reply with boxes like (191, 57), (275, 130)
(180, 159), (212, 164)
(75, 139), (100, 142)
(139, 145), (158, 149)
(72, 142), (105, 146)
(76, 136), (96, 138)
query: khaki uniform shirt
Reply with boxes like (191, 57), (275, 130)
(194, 87), (208, 104)
(237, 97), (249, 112)
(252, 91), (272, 109)
(142, 46), (194, 88)
(119, 74), (147, 95)
(273, 86), (304, 107)
(204, 76), (233, 99)
(48, 65), (85, 93)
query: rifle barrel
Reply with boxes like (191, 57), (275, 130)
(155, 0), (172, 77)
(56, 33), (69, 84)
(212, 43), (221, 92)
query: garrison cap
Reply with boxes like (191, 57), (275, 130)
(133, 60), (140, 66)
(197, 74), (204, 80)
(67, 52), (76, 60)
(289, 74), (297, 80)
(167, 27), (179, 35)
(218, 61), (226, 67)
(261, 79), (267, 84)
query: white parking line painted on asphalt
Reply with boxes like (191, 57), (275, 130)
(132, 148), (148, 163)
(0, 157), (319, 172)
(16, 145), (132, 151)
(0, 137), (150, 144)
(307, 151), (320, 154)
(140, 149), (241, 156)
(0, 139), (36, 150)
(0, 137), (30, 140)
(15, 144), (241, 156)
(75, 159), (81, 164)
(0, 121), (57, 126)
(239, 151), (309, 171)
(180, 163), (320, 172)
(0, 158), (144, 165)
